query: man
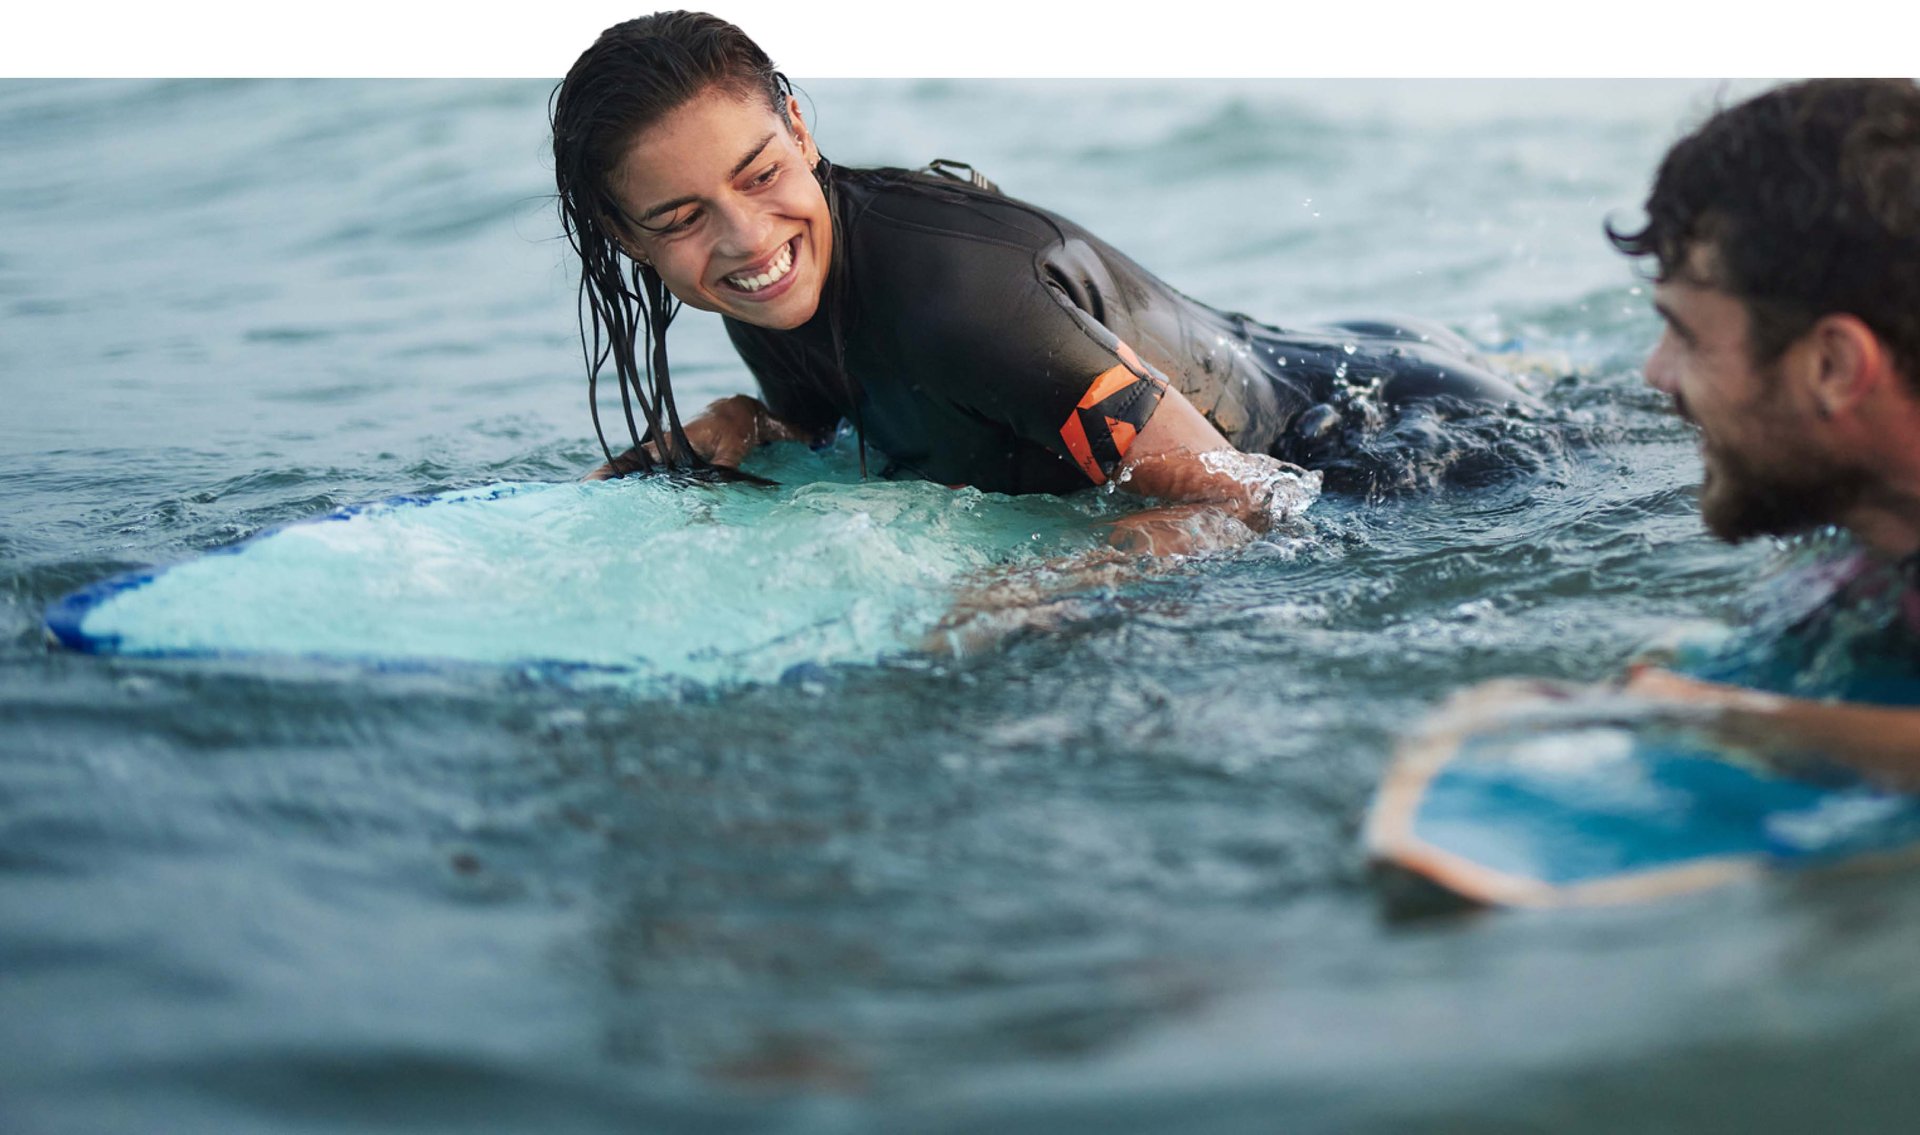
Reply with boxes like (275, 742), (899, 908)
(1448, 78), (1920, 779)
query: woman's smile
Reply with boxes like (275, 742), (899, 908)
(720, 234), (800, 298)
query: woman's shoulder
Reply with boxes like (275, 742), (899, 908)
(834, 164), (1067, 259)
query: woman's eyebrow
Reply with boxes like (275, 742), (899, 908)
(728, 134), (777, 178)
(635, 133), (778, 223)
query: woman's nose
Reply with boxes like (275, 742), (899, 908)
(711, 195), (774, 258)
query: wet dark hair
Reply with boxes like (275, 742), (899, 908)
(551, 10), (837, 476)
(1608, 78), (1920, 389)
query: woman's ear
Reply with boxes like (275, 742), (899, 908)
(785, 94), (818, 169)
(603, 211), (651, 267)
(616, 239), (651, 269)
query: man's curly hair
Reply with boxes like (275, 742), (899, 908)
(1609, 79), (1920, 389)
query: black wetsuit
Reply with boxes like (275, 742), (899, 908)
(725, 165), (1528, 496)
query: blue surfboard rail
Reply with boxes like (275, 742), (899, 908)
(42, 484), (535, 662)
(44, 569), (162, 655)
(1366, 719), (1920, 908)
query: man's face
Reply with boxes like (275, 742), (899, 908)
(1644, 253), (1864, 542)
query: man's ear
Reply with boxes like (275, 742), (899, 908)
(1808, 314), (1889, 419)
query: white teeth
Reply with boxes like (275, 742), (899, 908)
(726, 241), (794, 293)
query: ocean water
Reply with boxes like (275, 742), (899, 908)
(8, 77), (1919, 1133)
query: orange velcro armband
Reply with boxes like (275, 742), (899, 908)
(1058, 362), (1167, 485)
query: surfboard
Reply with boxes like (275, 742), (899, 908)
(44, 471), (1106, 687)
(1365, 715), (1920, 908)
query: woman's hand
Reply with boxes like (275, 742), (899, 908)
(583, 395), (812, 480)
(1102, 388), (1320, 556)
(1104, 502), (1259, 557)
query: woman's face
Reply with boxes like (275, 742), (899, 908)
(610, 87), (831, 331)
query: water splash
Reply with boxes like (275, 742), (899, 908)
(1197, 448), (1323, 529)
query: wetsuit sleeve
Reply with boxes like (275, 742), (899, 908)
(878, 230), (1168, 486)
(1041, 301), (1172, 485)
(724, 317), (845, 438)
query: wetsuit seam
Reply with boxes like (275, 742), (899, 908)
(1037, 275), (1167, 387)
(856, 209), (1051, 257)
(846, 169), (1070, 248)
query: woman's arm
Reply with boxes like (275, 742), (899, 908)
(1101, 387), (1315, 556)
(583, 394), (817, 480)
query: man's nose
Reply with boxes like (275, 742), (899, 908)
(1643, 338), (1678, 395)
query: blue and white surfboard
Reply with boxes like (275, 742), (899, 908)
(44, 473), (1106, 687)
(1369, 545), (1920, 908)
(1366, 718), (1920, 907)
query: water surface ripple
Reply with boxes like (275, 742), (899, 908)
(9, 78), (1908, 1134)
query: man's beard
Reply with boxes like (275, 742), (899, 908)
(1698, 438), (1868, 543)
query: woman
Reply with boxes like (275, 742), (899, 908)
(552, 11), (1532, 555)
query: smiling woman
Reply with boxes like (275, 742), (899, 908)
(551, 11), (1538, 555)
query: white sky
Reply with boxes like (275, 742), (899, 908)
(5, 0), (1917, 78)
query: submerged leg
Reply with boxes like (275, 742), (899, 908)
(1320, 318), (1534, 408)
(1271, 318), (1550, 493)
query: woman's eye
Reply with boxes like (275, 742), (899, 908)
(658, 209), (701, 234)
(748, 164), (780, 188)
